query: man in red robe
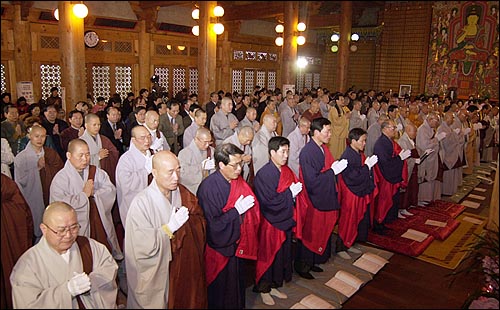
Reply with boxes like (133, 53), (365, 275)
(197, 143), (260, 309)
(253, 136), (303, 305)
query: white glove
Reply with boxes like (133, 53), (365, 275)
(234, 194), (255, 215)
(399, 149), (411, 160)
(201, 158), (215, 170)
(289, 182), (303, 198)
(67, 272), (91, 297)
(331, 159), (348, 175)
(166, 206), (189, 234)
(463, 128), (471, 135)
(415, 158), (421, 164)
(396, 123), (403, 131)
(436, 132), (447, 141)
(473, 123), (483, 130)
(359, 114), (366, 121)
(365, 155), (378, 169)
(453, 128), (461, 135)
(144, 155), (153, 174)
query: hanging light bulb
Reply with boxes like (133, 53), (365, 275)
(53, 8), (59, 21)
(275, 37), (284, 46)
(275, 24), (284, 34)
(350, 44), (358, 52)
(213, 23), (224, 35)
(192, 25), (199, 36)
(213, 6), (224, 17)
(73, 3), (88, 19)
(191, 8), (199, 20)
(331, 45), (339, 53)
(297, 57), (308, 69)
(351, 33), (360, 41)
(296, 35), (306, 46)
(297, 22), (306, 32)
(331, 33), (340, 42)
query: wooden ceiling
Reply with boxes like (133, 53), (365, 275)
(137, 1), (386, 29)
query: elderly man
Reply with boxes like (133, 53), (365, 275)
(196, 143), (260, 309)
(253, 114), (279, 174)
(14, 125), (64, 242)
(115, 125), (154, 228)
(183, 108), (207, 148)
(397, 123), (420, 218)
(223, 126), (255, 184)
(365, 114), (389, 157)
(416, 112), (444, 204)
(80, 113), (120, 185)
(179, 127), (216, 195)
(211, 97), (239, 146)
(437, 111), (463, 196)
(99, 106), (130, 155)
(349, 100), (368, 131)
(287, 117), (312, 176)
(372, 120), (410, 233)
(50, 139), (123, 261)
(144, 110), (170, 153)
(279, 91), (300, 137)
(125, 151), (204, 309)
(10, 202), (118, 309)
(367, 101), (381, 128)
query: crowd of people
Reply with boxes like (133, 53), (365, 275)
(1, 85), (499, 309)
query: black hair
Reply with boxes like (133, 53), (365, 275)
(214, 143), (244, 168)
(310, 117), (331, 137)
(268, 136), (290, 156)
(348, 127), (367, 142)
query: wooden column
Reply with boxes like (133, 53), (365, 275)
(58, 1), (86, 112)
(13, 4), (33, 101)
(220, 31), (231, 93)
(138, 20), (152, 91)
(281, 1), (298, 91)
(198, 1), (217, 105)
(337, 1), (352, 93)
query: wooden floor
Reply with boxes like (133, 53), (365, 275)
(341, 164), (496, 309)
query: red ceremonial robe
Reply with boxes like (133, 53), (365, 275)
(337, 150), (379, 248)
(255, 164), (299, 283)
(205, 176), (260, 285)
(295, 144), (339, 255)
(373, 139), (408, 223)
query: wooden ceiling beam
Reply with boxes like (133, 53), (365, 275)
(307, 13), (341, 29)
(138, 1), (192, 10)
(222, 2), (285, 22)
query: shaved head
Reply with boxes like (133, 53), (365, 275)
(67, 138), (88, 154)
(43, 201), (76, 225)
(152, 150), (178, 170)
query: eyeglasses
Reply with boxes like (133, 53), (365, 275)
(44, 223), (81, 236)
(196, 137), (212, 144)
(226, 161), (243, 169)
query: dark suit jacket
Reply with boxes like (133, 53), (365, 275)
(99, 120), (130, 155)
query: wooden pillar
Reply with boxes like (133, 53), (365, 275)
(13, 4), (33, 101)
(337, 1), (352, 93)
(220, 31), (231, 93)
(138, 20), (152, 91)
(58, 1), (86, 112)
(198, 1), (217, 105)
(281, 1), (298, 91)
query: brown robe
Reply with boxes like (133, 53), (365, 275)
(168, 184), (207, 309)
(1, 174), (34, 309)
(99, 135), (120, 186)
(40, 147), (65, 206)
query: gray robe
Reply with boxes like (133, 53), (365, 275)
(179, 140), (215, 195)
(437, 121), (461, 196)
(10, 237), (117, 309)
(125, 180), (180, 309)
(252, 126), (274, 174)
(365, 122), (382, 157)
(416, 120), (441, 202)
(115, 142), (152, 228)
(223, 132), (252, 180)
(397, 132), (418, 182)
(287, 126), (309, 176)
(50, 161), (122, 259)
(210, 110), (239, 146)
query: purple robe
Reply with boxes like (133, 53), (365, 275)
(253, 161), (295, 290)
(196, 171), (245, 309)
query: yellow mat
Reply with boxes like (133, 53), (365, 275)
(416, 212), (486, 270)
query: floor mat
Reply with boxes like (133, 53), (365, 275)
(416, 212), (487, 270)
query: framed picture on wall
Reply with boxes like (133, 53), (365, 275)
(399, 85), (412, 98)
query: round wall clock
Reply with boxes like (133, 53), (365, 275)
(84, 31), (99, 48)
